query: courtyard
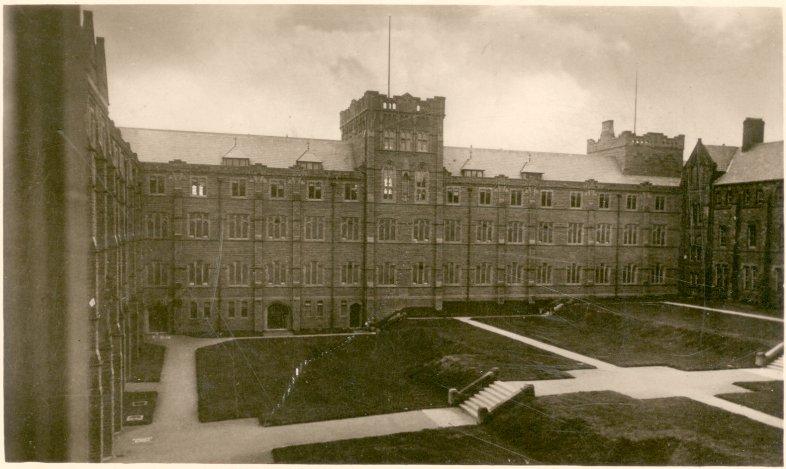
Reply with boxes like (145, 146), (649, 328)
(115, 300), (783, 464)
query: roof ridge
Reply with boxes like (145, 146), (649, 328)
(445, 145), (587, 157)
(118, 126), (347, 144)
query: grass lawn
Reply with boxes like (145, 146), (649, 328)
(195, 319), (589, 425)
(123, 391), (157, 426)
(129, 343), (166, 382)
(272, 391), (783, 466)
(718, 381), (784, 418)
(476, 304), (776, 370)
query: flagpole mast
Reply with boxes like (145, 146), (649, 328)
(633, 69), (638, 135)
(387, 15), (391, 97)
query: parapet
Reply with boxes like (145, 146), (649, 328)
(587, 128), (684, 154)
(340, 90), (446, 128)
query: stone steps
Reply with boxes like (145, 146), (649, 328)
(459, 380), (522, 421)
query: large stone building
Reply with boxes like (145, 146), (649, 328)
(121, 93), (685, 335)
(680, 118), (784, 306)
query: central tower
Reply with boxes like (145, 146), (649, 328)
(340, 91), (447, 317)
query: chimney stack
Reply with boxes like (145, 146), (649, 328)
(600, 120), (615, 141)
(742, 117), (764, 152)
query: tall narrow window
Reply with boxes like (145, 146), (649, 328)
(414, 171), (428, 202)
(651, 224), (666, 246)
(191, 177), (207, 197)
(227, 214), (250, 239)
(540, 190), (553, 207)
(416, 132), (429, 152)
(538, 222), (553, 244)
(382, 169), (395, 200)
(478, 188), (492, 206)
(626, 194), (637, 210)
(446, 187), (460, 205)
(378, 263), (396, 285)
(304, 261), (323, 285)
(623, 224), (638, 245)
(383, 130), (395, 150)
(654, 195), (666, 211)
(476, 220), (493, 243)
(570, 192), (582, 208)
(399, 131), (412, 151)
(341, 262), (360, 285)
(622, 264), (637, 284)
(567, 223), (583, 245)
(566, 263), (581, 284)
(747, 223), (757, 248)
(303, 216), (325, 241)
(598, 192), (610, 209)
(344, 183), (358, 201)
(474, 263), (493, 285)
(506, 262), (525, 285)
(267, 216), (287, 239)
(148, 175), (166, 195)
(412, 262), (429, 285)
(507, 221), (525, 243)
(307, 181), (323, 200)
(652, 264), (664, 284)
(595, 223), (612, 244)
(413, 219), (430, 242)
(536, 263), (552, 285)
(188, 212), (210, 238)
(595, 264), (611, 284)
(443, 263), (460, 285)
(270, 180), (285, 199)
(718, 224), (729, 247)
(231, 179), (246, 197)
(378, 218), (396, 241)
(445, 219), (461, 242)
(340, 217), (360, 241)
(510, 189), (523, 207)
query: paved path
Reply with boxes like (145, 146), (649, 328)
(457, 317), (784, 429)
(662, 301), (784, 323)
(114, 335), (473, 463)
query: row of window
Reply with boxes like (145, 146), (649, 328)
(706, 264), (783, 293)
(187, 299), (355, 320)
(151, 261), (667, 287)
(149, 174), (670, 213)
(150, 214), (669, 246)
(381, 130), (430, 152)
(148, 175), (362, 201)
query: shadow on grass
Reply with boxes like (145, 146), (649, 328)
(717, 381), (784, 418)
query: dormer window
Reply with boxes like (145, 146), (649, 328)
(222, 157), (250, 166)
(461, 169), (484, 178)
(297, 161), (322, 171)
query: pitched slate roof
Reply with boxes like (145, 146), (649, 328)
(703, 144), (738, 172)
(714, 141), (784, 185)
(121, 127), (681, 186)
(119, 127), (355, 171)
(443, 146), (681, 186)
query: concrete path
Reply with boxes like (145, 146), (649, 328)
(662, 301), (784, 323)
(456, 317), (784, 429)
(114, 335), (473, 463)
(456, 317), (618, 370)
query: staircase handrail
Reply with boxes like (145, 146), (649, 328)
(755, 342), (783, 367)
(448, 367), (498, 405)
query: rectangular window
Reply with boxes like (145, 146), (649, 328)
(377, 263), (396, 286)
(307, 181), (323, 200)
(507, 221), (525, 244)
(383, 130), (396, 150)
(340, 217), (360, 241)
(344, 183), (358, 201)
(303, 301), (313, 318)
(747, 223), (757, 248)
(626, 194), (637, 210)
(691, 203), (703, 224)
(538, 222), (553, 244)
(399, 131), (412, 151)
(595, 223), (612, 245)
(540, 190), (553, 207)
(191, 177), (207, 197)
(227, 301), (236, 318)
(340, 300), (349, 318)
(341, 262), (361, 285)
(377, 218), (396, 241)
(240, 301), (249, 318)
(146, 212), (169, 239)
(598, 192), (610, 209)
(266, 215), (287, 239)
(303, 216), (325, 241)
(148, 175), (165, 195)
(651, 224), (666, 246)
(718, 224), (729, 247)
(567, 223), (583, 245)
(478, 188), (492, 206)
(570, 192), (582, 208)
(444, 219), (461, 242)
(412, 262), (429, 285)
(270, 180), (285, 199)
(443, 263), (460, 285)
(227, 214), (250, 239)
(267, 261), (287, 285)
(654, 195), (666, 211)
(623, 224), (638, 245)
(476, 220), (493, 243)
(742, 265), (758, 290)
(714, 263), (729, 289)
(416, 131), (429, 152)
(595, 264), (611, 284)
(147, 261), (169, 287)
(188, 212), (210, 238)
(203, 302), (211, 318)
(190, 301), (198, 319)
(536, 263), (552, 285)
(690, 233), (703, 261)
(652, 264), (665, 284)
(228, 261), (249, 286)
(414, 171), (428, 202)
(622, 264), (637, 284)
(510, 189), (523, 207)
(382, 169), (395, 200)
(315, 301), (324, 319)
(231, 179), (247, 197)
(413, 219), (430, 242)
(474, 263), (493, 285)
(566, 263), (581, 285)
(188, 261), (210, 286)
(446, 187), (460, 205)
(506, 262), (525, 285)
(304, 261), (323, 285)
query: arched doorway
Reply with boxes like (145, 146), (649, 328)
(267, 303), (291, 330)
(349, 303), (363, 328)
(148, 300), (168, 332)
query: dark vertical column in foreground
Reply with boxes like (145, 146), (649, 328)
(4, 6), (92, 461)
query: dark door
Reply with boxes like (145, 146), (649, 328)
(148, 301), (168, 332)
(349, 303), (362, 328)
(267, 303), (290, 329)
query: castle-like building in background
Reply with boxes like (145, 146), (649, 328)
(5, 6), (782, 462)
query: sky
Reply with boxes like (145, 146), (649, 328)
(91, 5), (783, 158)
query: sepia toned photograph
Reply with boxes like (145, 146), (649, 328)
(4, 2), (784, 464)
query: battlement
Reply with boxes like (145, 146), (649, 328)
(587, 128), (685, 154)
(340, 90), (445, 128)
